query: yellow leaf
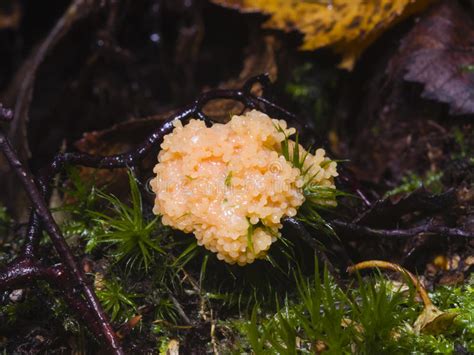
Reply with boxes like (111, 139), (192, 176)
(211, 0), (434, 70)
(414, 304), (458, 335)
(348, 260), (458, 337)
(160, 339), (179, 355)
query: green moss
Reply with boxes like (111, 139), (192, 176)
(275, 122), (349, 237)
(285, 62), (339, 133)
(96, 277), (139, 322)
(237, 266), (473, 354)
(452, 126), (474, 164)
(460, 64), (474, 73)
(3, 162), (472, 353)
(86, 170), (166, 271)
(225, 171), (233, 187)
(385, 171), (444, 198)
(426, 279), (474, 352)
(0, 205), (11, 237)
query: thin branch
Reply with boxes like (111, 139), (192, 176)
(347, 260), (432, 307)
(0, 129), (123, 354)
(168, 293), (192, 326)
(330, 219), (474, 239)
(0, 258), (115, 344)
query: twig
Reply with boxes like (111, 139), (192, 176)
(331, 219), (473, 239)
(210, 309), (219, 355)
(0, 129), (124, 354)
(347, 260), (432, 307)
(168, 293), (192, 326)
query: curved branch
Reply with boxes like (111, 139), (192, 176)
(0, 258), (115, 344)
(0, 258), (48, 288)
(0, 130), (123, 354)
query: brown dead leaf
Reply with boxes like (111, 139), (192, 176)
(438, 272), (464, 286)
(211, 0), (433, 70)
(73, 113), (171, 200)
(219, 35), (278, 91)
(117, 314), (142, 339)
(414, 304), (458, 335)
(388, 1), (474, 115)
(313, 340), (328, 353)
(74, 114), (171, 155)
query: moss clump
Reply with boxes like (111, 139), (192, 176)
(237, 267), (473, 354)
(385, 171), (443, 198)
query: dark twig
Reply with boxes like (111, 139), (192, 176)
(169, 293), (192, 326)
(330, 219), (474, 239)
(0, 129), (123, 354)
(0, 258), (109, 340)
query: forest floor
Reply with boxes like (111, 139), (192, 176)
(0, 0), (473, 353)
